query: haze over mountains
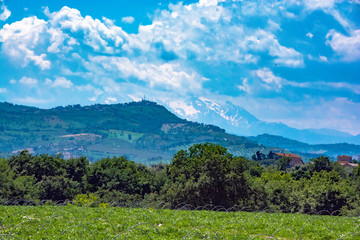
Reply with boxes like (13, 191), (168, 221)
(160, 97), (360, 145)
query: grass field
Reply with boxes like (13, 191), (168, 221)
(0, 204), (359, 239)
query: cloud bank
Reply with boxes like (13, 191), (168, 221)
(0, 0), (359, 134)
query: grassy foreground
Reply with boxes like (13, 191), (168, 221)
(0, 205), (359, 239)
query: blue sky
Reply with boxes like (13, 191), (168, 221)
(0, 0), (359, 135)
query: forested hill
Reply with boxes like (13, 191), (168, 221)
(0, 101), (263, 163)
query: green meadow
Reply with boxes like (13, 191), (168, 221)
(0, 205), (359, 239)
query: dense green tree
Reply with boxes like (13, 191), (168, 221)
(309, 156), (333, 173)
(354, 165), (360, 177)
(9, 151), (66, 181)
(293, 171), (350, 214)
(66, 157), (89, 192)
(0, 158), (14, 200)
(163, 143), (248, 207)
(88, 156), (151, 196)
(9, 176), (39, 200)
(290, 165), (311, 180)
(276, 157), (291, 171)
(37, 175), (80, 201)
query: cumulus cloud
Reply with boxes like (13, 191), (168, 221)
(253, 68), (284, 91)
(104, 97), (117, 104)
(87, 56), (206, 93)
(0, 1), (358, 134)
(46, 6), (127, 54)
(326, 29), (360, 61)
(0, 17), (51, 69)
(45, 77), (73, 88)
(19, 77), (38, 85)
(246, 30), (304, 67)
(121, 16), (134, 24)
(0, 0), (11, 21)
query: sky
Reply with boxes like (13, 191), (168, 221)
(0, 0), (359, 135)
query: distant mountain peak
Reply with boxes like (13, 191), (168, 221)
(161, 97), (360, 145)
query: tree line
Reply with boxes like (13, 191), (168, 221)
(1, 143), (359, 215)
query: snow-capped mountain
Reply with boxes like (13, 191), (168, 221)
(160, 97), (359, 145)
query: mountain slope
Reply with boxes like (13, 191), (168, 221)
(0, 101), (264, 163)
(249, 134), (360, 159)
(163, 98), (358, 145)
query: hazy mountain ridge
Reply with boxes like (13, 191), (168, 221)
(0, 101), (264, 163)
(163, 98), (359, 145)
(249, 134), (360, 159)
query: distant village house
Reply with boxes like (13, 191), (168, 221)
(337, 155), (358, 168)
(273, 153), (304, 167)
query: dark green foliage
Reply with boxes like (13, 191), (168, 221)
(309, 156), (333, 173)
(276, 157), (291, 171)
(163, 143), (248, 207)
(8, 151), (66, 181)
(37, 175), (80, 200)
(1, 146), (359, 216)
(290, 165), (311, 180)
(87, 156), (151, 196)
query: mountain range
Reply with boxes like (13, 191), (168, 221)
(1, 100), (359, 163)
(161, 97), (360, 145)
(0, 101), (266, 163)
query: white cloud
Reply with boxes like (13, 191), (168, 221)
(104, 97), (117, 104)
(19, 77), (38, 85)
(9, 79), (16, 84)
(0, 16), (51, 69)
(319, 56), (328, 62)
(306, 32), (313, 38)
(326, 29), (360, 61)
(303, 0), (352, 32)
(253, 68), (284, 91)
(0, 88), (7, 93)
(45, 77), (73, 88)
(87, 56), (206, 93)
(304, 0), (336, 10)
(47, 6), (127, 54)
(121, 16), (134, 24)
(0, 1), (11, 21)
(251, 30), (304, 67)
(88, 88), (103, 102)
(308, 54), (328, 62)
(237, 78), (251, 93)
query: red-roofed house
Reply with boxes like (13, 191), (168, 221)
(337, 155), (352, 162)
(274, 153), (304, 167)
(337, 155), (358, 168)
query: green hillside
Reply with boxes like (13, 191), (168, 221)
(0, 101), (263, 163)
